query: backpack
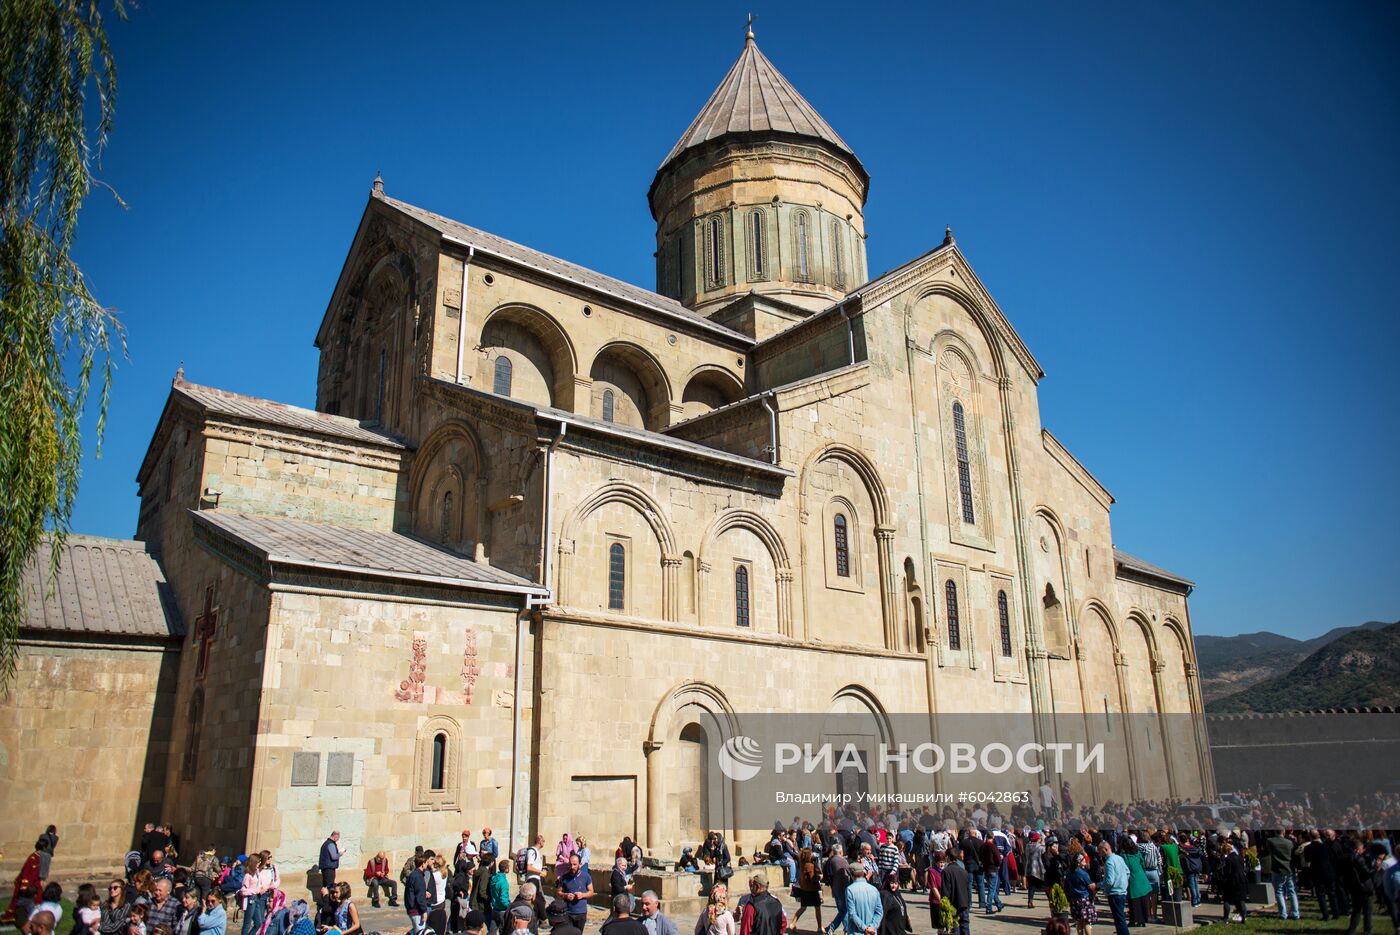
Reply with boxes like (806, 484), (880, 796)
(1183, 849), (1204, 875)
(515, 848), (538, 880)
(1141, 846), (1158, 871)
(220, 864), (246, 894)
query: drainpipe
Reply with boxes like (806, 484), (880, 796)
(512, 419), (564, 856)
(837, 300), (856, 365)
(759, 393), (778, 464)
(454, 246), (476, 384)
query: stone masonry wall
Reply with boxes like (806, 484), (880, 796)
(0, 638), (179, 882)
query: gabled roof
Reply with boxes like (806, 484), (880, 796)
(1114, 547), (1195, 591)
(173, 380), (407, 449)
(193, 510), (548, 597)
(21, 535), (183, 640)
(379, 195), (753, 347)
(658, 35), (863, 181)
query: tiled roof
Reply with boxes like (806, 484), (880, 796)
(659, 36), (862, 176)
(193, 511), (547, 595)
(22, 536), (182, 639)
(173, 380), (407, 449)
(380, 196), (753, 346)
(429, 378), (793, 478)
(1114, 548), (1195, 589)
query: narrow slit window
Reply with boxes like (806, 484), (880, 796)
(493, 355), (513, 396)
(750, 210), (766, 279)
(796, 212), (810, 281)
(707, 216), (724, 287)
(833, 513), (850, 578)
(734, 565), (751, 627)
(602, 389), (615, 423)
(608, 542), (626, 610)
(998, 590), (1013, 657)
(183, 689), (204, 781)
(430, 733), (447, 791)
(945, 579), (961, 650)
(952, 401), (976, 524)
(832, 221), (845, 287)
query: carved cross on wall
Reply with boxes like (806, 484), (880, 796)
(194, 585), (219, 679)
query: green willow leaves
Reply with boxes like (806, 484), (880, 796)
(1, 0), (127, 684)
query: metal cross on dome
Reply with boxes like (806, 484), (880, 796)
(194, 585), (219, 678)
(746, 12), (754, 40)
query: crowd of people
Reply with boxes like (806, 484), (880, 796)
(5, 800), (1399, 935)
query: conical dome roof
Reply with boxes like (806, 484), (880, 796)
(657, 34), (864, 179)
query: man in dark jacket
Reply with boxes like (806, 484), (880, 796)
(319, 832), (342, 890)
(936, 853), (970, 935)
(406, 855), (430, 934)
(1341, 837), (1376, 935)
(737, 877), (785, 935)
(599, 896), (645, 935)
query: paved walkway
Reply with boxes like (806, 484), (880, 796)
(352, 890), (1191, 935)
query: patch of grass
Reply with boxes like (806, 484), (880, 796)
(1204, 904), (1354, 933)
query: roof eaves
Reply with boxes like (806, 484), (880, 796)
(372, 196), (752, 347)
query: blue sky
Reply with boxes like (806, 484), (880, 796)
(68, 2), (1398, 639)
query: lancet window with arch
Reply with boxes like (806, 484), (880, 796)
(734, 564), (751, 627)
(953, 401), (975, 524)
(608, 542), (627, 611)
(703, 215), (725, 289)
(493, 355), (513, 396)
(794, 210), (811, 282)
(833, 513), (851, 577)
(749, 209), (767, 280)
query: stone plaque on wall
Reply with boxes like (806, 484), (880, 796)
(327, 752), (354, 786)
(291, 752), (320, 787)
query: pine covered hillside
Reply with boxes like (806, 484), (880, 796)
(1207, 620), (1400, 713)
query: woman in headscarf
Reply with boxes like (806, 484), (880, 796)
(554, 835), (577, 879)
(286, 901), (314, 935)
(1, 842), (44, 924)
(692, 883), (733, 935)
(877, 872), (912, 935)
(1023, 832), (1046, 909)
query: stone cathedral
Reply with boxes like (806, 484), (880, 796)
(4, 31), (1213, 878)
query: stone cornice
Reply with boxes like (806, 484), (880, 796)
(1042, 429), (1115, 510)
(544, 606), (925, 663)
(204, 419), (406, 472)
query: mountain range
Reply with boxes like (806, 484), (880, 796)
(1198, 619), (1400, 713)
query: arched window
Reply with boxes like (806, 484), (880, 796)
(998, 590), (1013, 658)
(608, 542), (626, 610)
(182, 688), (204, 781)
(430, 732), (447, 791)
(944, 579), (961, 650)
(831, 221), (845, 287)
(795, 211), (810, 281)
(952, 401), (975, 524)
(749, 210), (766, 279)
(493, 355), (513, 396)
(602, 389), (615, 423)
(706, 216), (725, 287)
(833, 513), (850, 578)
(734, 565), (751, 627)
